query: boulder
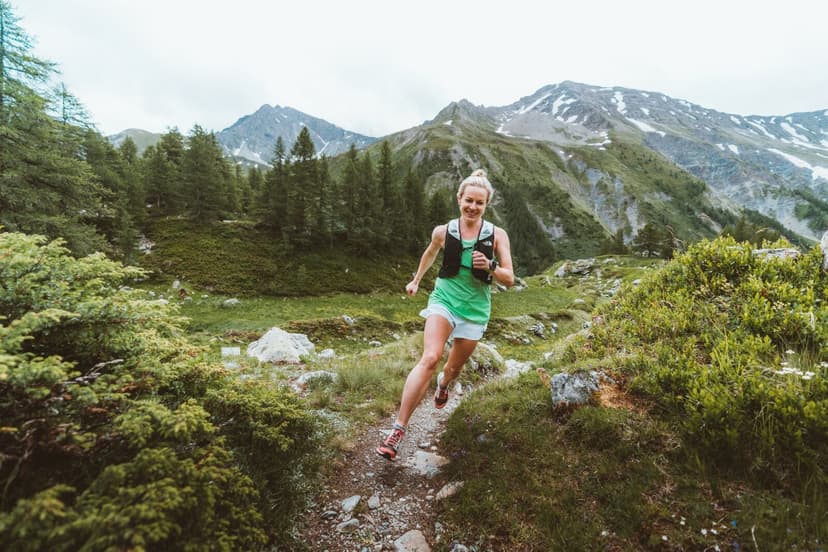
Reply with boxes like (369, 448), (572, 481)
(221, 298), (241, 308)
(554, 258), (595, 277)
(464, 341), (505, 375)
(550, 370), (605, 406)
(503, 359), (534, 379)
(247, 327), (315, 363)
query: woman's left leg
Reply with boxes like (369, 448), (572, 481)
(437, 338), (479, 388)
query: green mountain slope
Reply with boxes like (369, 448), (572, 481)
(332, 99), (733, 274)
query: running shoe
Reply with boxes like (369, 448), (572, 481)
(434, 372), (449, 409)
(376, 425), (405, 460)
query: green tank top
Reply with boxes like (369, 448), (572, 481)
(429, 238), (492, 324)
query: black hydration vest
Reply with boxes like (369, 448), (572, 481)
(438, 218), (495, 284)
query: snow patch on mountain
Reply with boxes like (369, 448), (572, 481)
(628, 118), (665, 137)
(551, 96), (576, 116)
(768, 148), (828, 181)
(612, 91), (627, 114)
(520, 92), (554, 114)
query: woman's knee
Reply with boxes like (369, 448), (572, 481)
(418, 350), (442, 371)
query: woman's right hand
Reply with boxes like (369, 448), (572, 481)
(405, 280), (419, 296)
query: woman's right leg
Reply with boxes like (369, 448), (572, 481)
(395, 315), (452, 427)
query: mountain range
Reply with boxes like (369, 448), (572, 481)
(110, 81), (828, 254)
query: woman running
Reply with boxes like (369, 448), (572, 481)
(377, 169), (514, 460)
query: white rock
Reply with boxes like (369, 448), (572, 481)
(222, 298), (241, 308)
(337, 518), (360, 533)
(172, 279), (181, 289)
(503, 359), (533, 379)
(341, 495), (361, 513)
(405, 451), (449, 479)
(221, 347), (240, 357)
(368, 494), (381, 510)
(294, 370), (338, 389)
(247, 327), (315, 363)
(318, 348), (335, 359)
(393, 529), (430, 551)
(435, 481), (464, 501)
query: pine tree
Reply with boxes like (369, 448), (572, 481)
(632, 223), (663, 257)
(376, 141), (398, 247)
(600, 228), (629, 255)
(0, 2), (108, 254)
(182, 125), (233, 221)
(143, 128), (185, 211)
(316, 155), (335, 246)
(263, 137), (287, 235)
(286, 126), (317, 245)
(0, 0), (53, 172)
(118, 137), (146, 230)
(353, 151), (377, 252)
(402, 168), (427, 253)
(341, 144), (360, 240)
(83, 130), (137, 257)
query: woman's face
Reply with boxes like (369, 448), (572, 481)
(457, 185), (488, 221)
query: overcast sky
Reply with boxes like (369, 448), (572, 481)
(12, 0), (828, 138)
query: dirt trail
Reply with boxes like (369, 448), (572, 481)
(298, 387), (464, 551)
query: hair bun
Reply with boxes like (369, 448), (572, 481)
(471, 169), (487, 178)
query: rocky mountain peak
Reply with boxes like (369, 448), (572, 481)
(216, 104), (377, 166)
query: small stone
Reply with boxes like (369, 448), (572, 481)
(341, 495), (361, 513)
(435, 480), (464, 501)
(393, 529), (430, 551)
(405, 451), (449, 478)
(368, 494), (381, 510)
(418, 442), (431, 449)
(321, 510), (337, 520)
(337, 518), (360, 533)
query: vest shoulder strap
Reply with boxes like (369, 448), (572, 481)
(446, 219), (494, 241)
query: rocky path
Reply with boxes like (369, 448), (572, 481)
(298, 384), (468, 552)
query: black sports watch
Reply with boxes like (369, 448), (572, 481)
(488, 258), (499, 273)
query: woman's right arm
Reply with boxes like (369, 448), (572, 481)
(405, 225), (446, 296)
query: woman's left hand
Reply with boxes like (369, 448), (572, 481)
(472, 251), (492, 271)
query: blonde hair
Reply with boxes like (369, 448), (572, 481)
(457, 169), (494, 203)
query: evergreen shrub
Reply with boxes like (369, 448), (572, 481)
(0, 231), (321, 549)
(568, 236), (828, 486)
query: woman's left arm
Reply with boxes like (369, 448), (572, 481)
(491, 227), (515, 288)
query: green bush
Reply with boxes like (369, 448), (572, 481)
(572, 236), (828, 485)
(0, 231), (321, 549)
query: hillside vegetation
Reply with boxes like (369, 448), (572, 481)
(437, 237), (827, 549)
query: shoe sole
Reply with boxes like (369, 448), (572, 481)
(376, 447), (396, 460)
